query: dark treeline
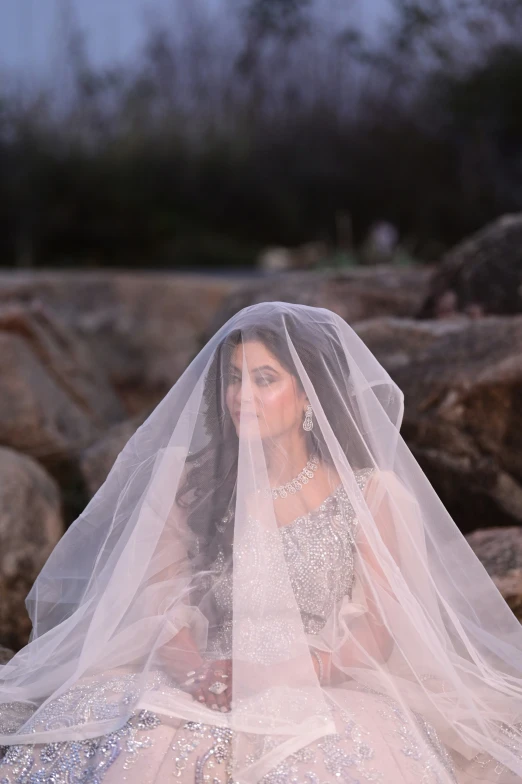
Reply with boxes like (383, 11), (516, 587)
(1, 0), (522, 269)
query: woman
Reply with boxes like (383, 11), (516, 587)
(1, 301), (522, 783)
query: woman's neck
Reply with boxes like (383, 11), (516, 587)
(264, 435), (312, 486)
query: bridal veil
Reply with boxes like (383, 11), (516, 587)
(1, 301), (522, 782)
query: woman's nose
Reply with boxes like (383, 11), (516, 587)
(235, 382), (253, 406)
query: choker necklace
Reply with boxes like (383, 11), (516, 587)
(267, 454), (319, 500)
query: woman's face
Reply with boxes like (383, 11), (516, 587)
(225, 340), (307, 441)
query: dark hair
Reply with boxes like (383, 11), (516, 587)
(175, 311), (364, 568)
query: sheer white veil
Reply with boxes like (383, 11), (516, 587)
(1, 301), (522, 783)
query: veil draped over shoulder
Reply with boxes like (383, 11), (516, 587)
(1, 301), (522, 783)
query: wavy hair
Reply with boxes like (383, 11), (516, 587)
(175, 310), (365, 568)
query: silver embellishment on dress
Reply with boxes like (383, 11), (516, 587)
(202, 467), (375, 663)
(353, 682), (458, 783)
(170, 720), (235, 783)
(0, 671), (177, 783)
(1, 706), (162, 783)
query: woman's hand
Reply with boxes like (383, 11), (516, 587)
(183, 658), (232, 712)
(157, 626), (207, 683)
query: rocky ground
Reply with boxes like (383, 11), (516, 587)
(1, 213), (522, 654)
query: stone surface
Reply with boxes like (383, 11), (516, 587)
(0, 271), (243, 414)
(466, 527), (522, 620)
(208, 266), (433, 336)
(80, 412), (148, 497)
(0, 447), (63, 650)
(0, 646), (14, 664)
(0, 301), (125, 521)
(0, 301), (124, 462)
(354, 315), (522, 533)
(418, 213), (522, 318)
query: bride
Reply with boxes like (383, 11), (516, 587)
(1, 301), (522, 783)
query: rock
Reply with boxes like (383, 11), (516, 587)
(466, 527), (522, 620)
(209, 266), (432, 335)
(354, 315), (522, 533)
(0, 646), (14, 664)
(80, 412), (148, 497)
(0, 302), (125, 521)
(418, 213), (522, 318)
(0, 447), (63, 650)
(0, 271), (243, 414)
(0, 301), (124, 459)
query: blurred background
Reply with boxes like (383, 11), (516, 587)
(2, 0), (522, 269)
(1, 0), (522, 658)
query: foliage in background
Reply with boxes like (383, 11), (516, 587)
(0, 0), (521, 268)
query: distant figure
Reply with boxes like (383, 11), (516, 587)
(362, 221), (399, 265)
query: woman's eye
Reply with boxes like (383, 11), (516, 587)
(227, 374), (273, 387)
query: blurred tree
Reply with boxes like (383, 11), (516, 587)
(379, 1), (522, 223)
(386, 0), (522, 76)
(242, 0), (312, 40)
(427, 44), (522, 217)
(235, 0), (312, 85)
(1, 0), (522, 269)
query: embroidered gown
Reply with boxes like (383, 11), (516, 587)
(0, 468), (469, 784)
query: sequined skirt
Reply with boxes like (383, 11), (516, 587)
(0, 672), (477, 784)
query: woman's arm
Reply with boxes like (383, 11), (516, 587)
(151, 472), (233, 710)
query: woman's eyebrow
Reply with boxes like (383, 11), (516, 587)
(229, 364), (279, 373)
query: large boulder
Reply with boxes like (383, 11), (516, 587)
(466, 527), (522, 620)
(0, 646), (14, 664)
(208, 266), (433, 335)
(0, 271), (243, 413)
(418, 213), (522, 318)
(0, 447), (63, 650)
(0, 301), (124, 459)
(354, 315), (522, 533)
(0, 302), (125, 520)
(79, 412), (148, 497)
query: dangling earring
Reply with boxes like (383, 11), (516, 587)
(303, 403), (314, 432)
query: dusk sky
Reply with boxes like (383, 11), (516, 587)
(0, 0), (392, 85)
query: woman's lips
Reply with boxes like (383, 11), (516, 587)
(234, 410), (257, 420)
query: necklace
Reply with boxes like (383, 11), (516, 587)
(217, 454), (320, 531)
(267, 454), (319, 500)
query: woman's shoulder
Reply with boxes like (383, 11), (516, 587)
(357, 467), (412, 503)
(354, 465), (376, 490)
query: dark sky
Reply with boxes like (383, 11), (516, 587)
(1, 0), (392, 84)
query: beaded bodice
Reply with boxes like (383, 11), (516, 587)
(204, 467), (375, 660)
